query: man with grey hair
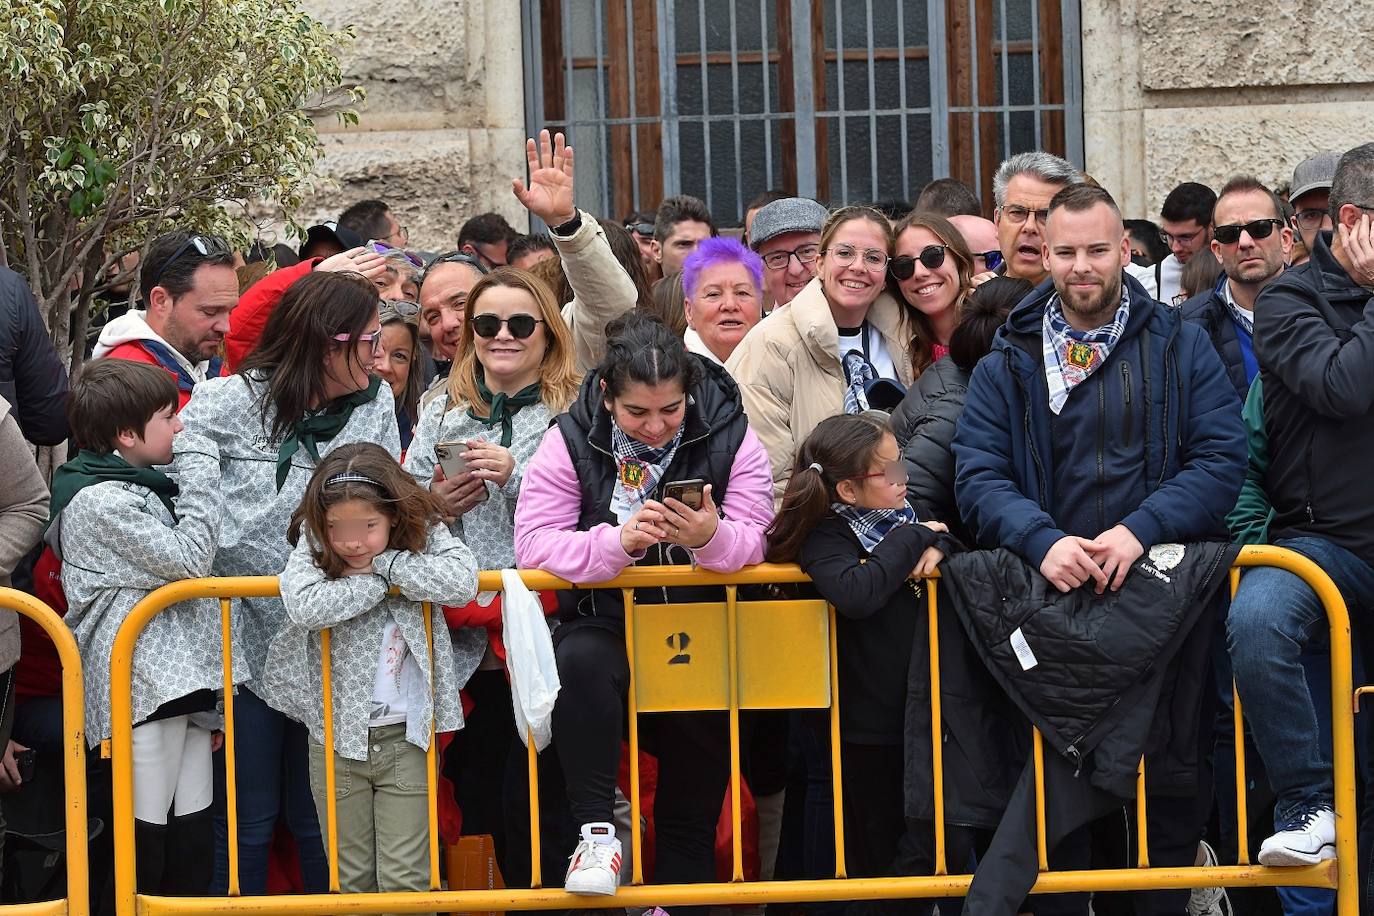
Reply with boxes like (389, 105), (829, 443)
(991, 151), (1083, 284)
(748, 197), (828, 309)
(1228, 142), (1374, 880)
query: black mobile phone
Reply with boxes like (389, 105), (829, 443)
(16, 748), (34, 783)
(662, 478), (706, 510)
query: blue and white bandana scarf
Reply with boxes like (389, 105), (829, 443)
(842, 350), (877, 414)
(608, 419), (685, 524)
(1041, 288), (1131, 415)
(1222, 283), (1254, 337)
(831, 502), (916, 553)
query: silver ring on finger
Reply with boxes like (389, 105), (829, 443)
(634, 521), (641, 531)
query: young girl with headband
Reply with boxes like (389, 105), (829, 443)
(261, 442), (479, 901)
(766, 412), (950, 894)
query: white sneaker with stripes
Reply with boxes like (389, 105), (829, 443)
(565, 822), (623, 896)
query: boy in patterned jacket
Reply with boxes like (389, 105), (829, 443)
(46, 359), (243, 895)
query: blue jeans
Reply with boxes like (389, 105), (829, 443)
(1226, 536), (1374, 819)
(210, 688), (328, 894)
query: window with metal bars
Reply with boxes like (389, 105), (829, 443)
(520, 0), (1082, 226)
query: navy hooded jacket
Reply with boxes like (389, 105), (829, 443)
(952, 271), (1246, 568)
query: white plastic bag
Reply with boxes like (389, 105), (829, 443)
(500, 569), (561, 750)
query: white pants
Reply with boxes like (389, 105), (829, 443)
(132, 715), (213, 825)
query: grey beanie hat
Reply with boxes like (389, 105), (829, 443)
(749, 197), (830, 250)
(1290, 151), (1342, 203)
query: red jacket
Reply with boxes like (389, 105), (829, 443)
(103, 341), (195, 411)
(226, 259), (319, 371)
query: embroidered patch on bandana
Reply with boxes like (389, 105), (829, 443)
(618, 459), (648, 491)
(1065, 341), (1097, 370)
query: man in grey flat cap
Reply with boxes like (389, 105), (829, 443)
(748, 197), (829, 310)
(1288, 150), (1341, 266)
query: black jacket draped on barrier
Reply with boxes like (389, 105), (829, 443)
(905, 541), (1239, 915)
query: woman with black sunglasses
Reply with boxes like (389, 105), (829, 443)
(402, 267), (581, 866)
(887, 212), (977, 377)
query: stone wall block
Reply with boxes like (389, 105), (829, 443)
(1138, 0), (1374, 90)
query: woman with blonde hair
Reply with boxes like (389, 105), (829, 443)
(402, 265), (580, 867)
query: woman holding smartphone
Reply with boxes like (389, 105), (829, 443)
(513, 311), (773, 906)
(403, 267), (580, 866)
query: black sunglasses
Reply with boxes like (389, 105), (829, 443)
(626, 221), (656, 237)
(149, 234), (230, 289)
(888, 245), (948, 281)
(1213, 219), (1285, 245)
(471, 313), (545, 339)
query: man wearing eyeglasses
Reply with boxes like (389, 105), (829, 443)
(1287, 151), (1340, 266)
(748, 197), (827, 309)
(1147, 182), (1217, 306)
(991, 151), (1083, 285)
(1227, 142), (1374, 885)
(95, 231), (238, 411)
(1179, 177), (1293, 402)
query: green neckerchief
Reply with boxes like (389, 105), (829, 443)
(466, 367), (541, 448)
(275, 376), (381, 491)
(47, 449), (179, 531)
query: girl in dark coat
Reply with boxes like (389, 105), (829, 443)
(766, 412), (948, 899)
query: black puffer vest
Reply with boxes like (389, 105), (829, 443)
(552, 357), (749, 636)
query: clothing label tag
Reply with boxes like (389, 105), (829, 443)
(1010, 627), (1038, 671)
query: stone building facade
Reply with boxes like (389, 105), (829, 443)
(293, 0), (1371, 250)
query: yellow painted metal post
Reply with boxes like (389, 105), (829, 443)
(925, 581), (947, 875)
(0, 588), (90, 916)
(1228, 569), (1250, 865)
(422, 602), (441, 891)
(221, 598), (242, 895)
(726, 586), (744, 881)
(1135, 758), (1149, 868)
(827, 604), (846, 878)
(623, 587), (645, 885)
(320, 628), (341, 894)
(527, 728), (542, 888)
(1236, 546), (1356, 914)
(1033, 729), (1048, 871)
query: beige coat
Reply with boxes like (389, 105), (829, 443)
(0, 400), (50, 672)
(555, 209), (639, 374)
(725, 277), (914, 505)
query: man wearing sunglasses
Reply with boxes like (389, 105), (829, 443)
(96, 230), (238, 410)
(955, 183), (1245, 914)
(948, 214), (1003, 280)
(1178, 177), (1292, 402)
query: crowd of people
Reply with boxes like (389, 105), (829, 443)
(1, 127), (1373, 916)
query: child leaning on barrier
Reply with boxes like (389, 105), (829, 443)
(46, 359), (234, 896)
(261, 442), (478, 900)
(765, 412), (950, 898)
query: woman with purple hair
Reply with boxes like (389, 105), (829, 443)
(681, 236), (766, 365)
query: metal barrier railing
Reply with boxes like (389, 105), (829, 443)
(0, 587), (89, 916)
(106, 545), (1359, 915)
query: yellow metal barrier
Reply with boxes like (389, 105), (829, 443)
(0, 587), (89, 916)
(107, 545), (1359, 915)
